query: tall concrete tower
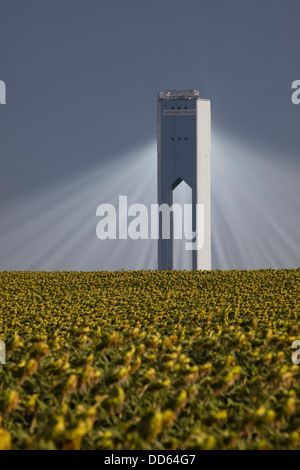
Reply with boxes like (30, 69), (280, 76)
(157, 90), (211, 270)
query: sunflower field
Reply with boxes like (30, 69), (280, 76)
(0, 268), (300, 450)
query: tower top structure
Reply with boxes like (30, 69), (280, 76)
(158, 90), (199, 101)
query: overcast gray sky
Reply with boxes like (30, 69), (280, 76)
(0, 0), (299, 270)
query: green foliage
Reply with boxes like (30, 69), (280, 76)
(0, 269), (299, 449)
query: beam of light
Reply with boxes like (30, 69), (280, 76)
(211, 128), (300, 270)
(0, 141), (157, 271)
(0, 129), (299, 271)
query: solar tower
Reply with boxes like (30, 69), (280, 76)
(157, 90), (211, 270)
